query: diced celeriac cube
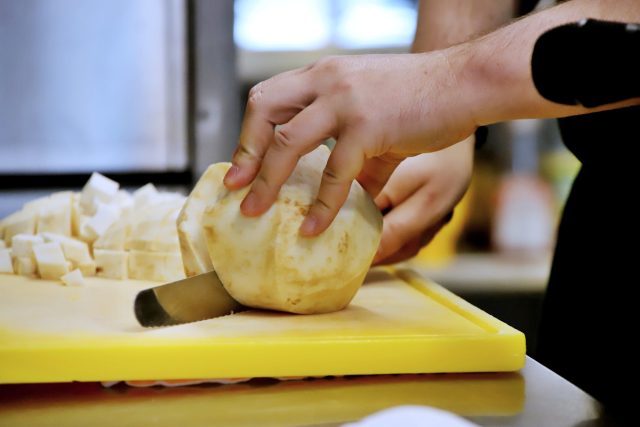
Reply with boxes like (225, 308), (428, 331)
(40, 232), (93, 266)
(36, 192), (73, 236)
(0, 240), (6, 249)
(128, 250), (185, 282)
(127, 228), (181, 252)
(2, 210), (37, 245)
(11, 234), (44, 260)
(80, 172), (119, 215)
(127, 202), (182, 252)
(132, 183), (158, 209)
(33, 242), (69, 280)
(0, 248), (13, 273)
(22, 195), (51, 214)
(61, 269), (85, 287)
(94, 249), (128, 280)
(14, 256), (36, 276)
(93, 215), (130, 250)
(77, 259), (97, 277)
(71, 194), (82, 237)
(80, 202), (119, 242)
(114, 190), (133, 213)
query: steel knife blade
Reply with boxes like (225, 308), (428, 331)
(134, 270), (248, 327)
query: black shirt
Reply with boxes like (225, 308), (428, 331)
(536, 106), (640, 420)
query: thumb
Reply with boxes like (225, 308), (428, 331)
(373, 214), (410, 264)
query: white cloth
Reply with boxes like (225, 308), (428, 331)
(343, 405), (480, 427)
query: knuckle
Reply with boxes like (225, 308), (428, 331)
(273, 127), (294, 151)
(322, 166), (343, 185)
(385, 220), (401, 237)
(314, 55), (340, 73)
(234, 143), (259, 163)
(314, 196), (334, 214)
(247, 82), (264, 109)
(252, 173), (277, 198)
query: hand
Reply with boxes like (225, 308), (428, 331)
(223, 51), (477, 237)
(373, 136), (474, 265)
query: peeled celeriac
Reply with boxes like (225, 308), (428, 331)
(177, 163), (231, 277)
(198, 145), (382, 314)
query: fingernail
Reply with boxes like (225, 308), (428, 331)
(299, 215), (317, 236)
(241, 191), (258, 215)
(224, 165), (240, 186)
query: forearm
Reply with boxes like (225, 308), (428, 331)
(412, 0), (517, 52)
(452, 0), (640, 126)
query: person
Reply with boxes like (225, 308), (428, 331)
(223, 0), (640, 420)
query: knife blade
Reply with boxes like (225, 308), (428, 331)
(134, 270), (248, 327)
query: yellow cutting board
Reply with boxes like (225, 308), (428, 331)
(0, 268), (525, 384)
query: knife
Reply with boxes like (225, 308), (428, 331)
(134, 270), (248, 327)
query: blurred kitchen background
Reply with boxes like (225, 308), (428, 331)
(0, 0), (580, 355)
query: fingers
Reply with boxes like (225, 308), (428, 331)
(300, 132), (365, 236)
(240, 101), (337, 216)
(224, 71), (317, 190)
(373, 236), (422, 266)
(372, 187), (441, 264)
(356, 155), (404, 199)
(373, 160), (424, 211)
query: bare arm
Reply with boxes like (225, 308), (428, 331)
(225, 0), (640, 236)
(456, 0), (640, 126)
(413, 0), (517, 52)
(372, 1), (518, 264)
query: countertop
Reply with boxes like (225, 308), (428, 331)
(0, 357), (618, 427)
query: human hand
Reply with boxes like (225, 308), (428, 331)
(223, 51), (477, 237)
(373, 136), (474, 265)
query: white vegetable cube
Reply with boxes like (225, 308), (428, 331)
(133, 183), (158, 209)
(128, 250), (185, 282)
(11, 234), (45, 259)
(94, 249), (129, 280)
(40, 232), (93, 266)
(80, 172), (120, 215)
(77, 259), (97, 277)
(0, 241), (6, 249)
(22, 195), (51, 214)
(93, 218), (130, 251)
(33, 242), (69, 280)
(14, 257), (36, 276)
(3, 210), (37, 245)
(80, 203), (119, 242)
(61, 269), (85, 287)
(0, 249), (13, 274)
(114, 190), (133, 212)
(36, 193), (73, 236)
(71, 196), (82, 237)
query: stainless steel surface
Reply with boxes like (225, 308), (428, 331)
(0, 0), (187, 173)
(134, 270), (247, 327)
(191, 0), (240, 176)
(468, 358), (606, 427)
(0, 357), (617, 426)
